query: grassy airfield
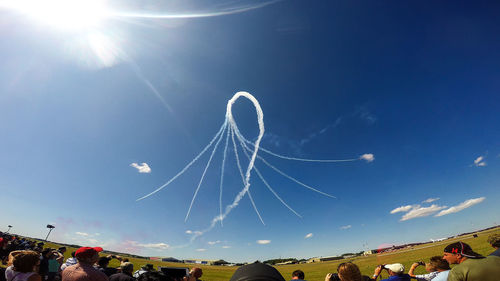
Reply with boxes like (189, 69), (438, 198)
(10, 227), (500, 281)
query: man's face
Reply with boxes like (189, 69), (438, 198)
(443, 252), (460, 264)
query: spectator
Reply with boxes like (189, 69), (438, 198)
(61, 247), (108, 281)
(335, 262), (371, 281)
(61, 253), (77, 272)
(96, 257), (118, 277)
(442, 241), (500, 281)
(47, 251), (64, 281)
(183, 268), (202, 281)
(372, 264), (410, 281)
(109, 262), (135, 281)
(229, 262), (285, 281)
(291, 270), (305, 281)
(133, 264), (155, 278)
(486, 233), (500, 257)
(5, 250), (42, 281)
(408, 256), (450, 281)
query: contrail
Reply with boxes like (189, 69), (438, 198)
(230, 126), (265, 225)
(185, 123), (227, 222)
(136, 120), (227, 201)
(110, 1), (282, 20)
(137, 91), (373, 245)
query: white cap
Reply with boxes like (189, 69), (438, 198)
(385, 263), (404, 274)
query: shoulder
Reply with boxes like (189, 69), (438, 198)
(27, 274), (42, 281)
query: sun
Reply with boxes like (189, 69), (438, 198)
(2, 0), (109, 30)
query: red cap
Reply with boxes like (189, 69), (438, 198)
(75, 247), (103, 259)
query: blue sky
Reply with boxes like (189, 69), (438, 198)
(0, 0), (499, 262)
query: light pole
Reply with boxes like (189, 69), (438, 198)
(6, 225), (12, 233)
(45, 224), (55, 241)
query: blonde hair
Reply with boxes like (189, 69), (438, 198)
(337, 262), (362, 281)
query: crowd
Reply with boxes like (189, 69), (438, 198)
(1, 231), (499, 281)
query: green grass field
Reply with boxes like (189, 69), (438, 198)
(6, 227), (499, 281)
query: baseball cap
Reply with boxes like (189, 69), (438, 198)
(385, 263), (404, 274)
(75, 247), (103, 259)
(444, 242), (484, 259)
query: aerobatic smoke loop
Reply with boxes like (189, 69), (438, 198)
(137, 91), (374, 242)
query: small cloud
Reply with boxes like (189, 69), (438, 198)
(390, 205), (413, 214)
(94, 233), (101, 236)
(304, 233), (313, 239)
(400, 204), (446, 221)
(88, 239), (99, 244)
(257, 240), (271, 245)
(208, 240), (221, 245)
(360, 154), (375, 162)
(473, 156), (486, 167)
(435, 197), (485, 217)
(422, 198), (440, 204)
(130, 162), (152, 173)
(196, 248), (206, 252)
(138, 242), (170, 250)
(75, 232), (89, 237)
(340, 225), (352, 230)
(185, 230), (192, 234)
(222, 246), (231, 249)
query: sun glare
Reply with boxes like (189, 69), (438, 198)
(3, 0), (109, 30)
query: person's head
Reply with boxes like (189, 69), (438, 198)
(443, 242), (483, 264)
(337, 262), (362, 281)
(58, 247), (66, 254)
(12, 250), (40, 273)
(230, 262), (286, 281)
(190, 268), (203, 279)
(292, 270), (305, 280)
(142, 264), (155, 271)
(426, 256), (450, 272)
(121, 262), (134, 274)
(98, 257), (111, 267)
(487, 234), (500, 249)
(384, 264), (404, 276)
(75, 247), (103, 265)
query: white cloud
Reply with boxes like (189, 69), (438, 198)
(208, 240), (221, 245)
(390, 205), (413, 214)
(130, 162), (152, 173)
(75, 232), (89, 237)
(257, 240), (271, 245)
(185, 230), (192, 234)
(305, 233), (313, 239)
(400, 204), (446, 221)
(222, 246), (231, 249)
(473, 156), (486, 167)
(360, 154), (375, 162)
(196, 248), (206, 252)
(422, 198), (440, 204)
(435, 197), (485, 217)
(138, 243), (170, 250)
(88, 239), (99, 244)
(340, 225), (352, 230)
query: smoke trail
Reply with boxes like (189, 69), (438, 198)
(234, 130), (335, 198)
(230, 126), (265, 225)
(235, 129), (302, 218)
(136, 121), (227, 201)
(185, 124), (227, 222)
(218, 126), (231, 227)
(243, 137), (359, 163)
(110, 0), (282, 19)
